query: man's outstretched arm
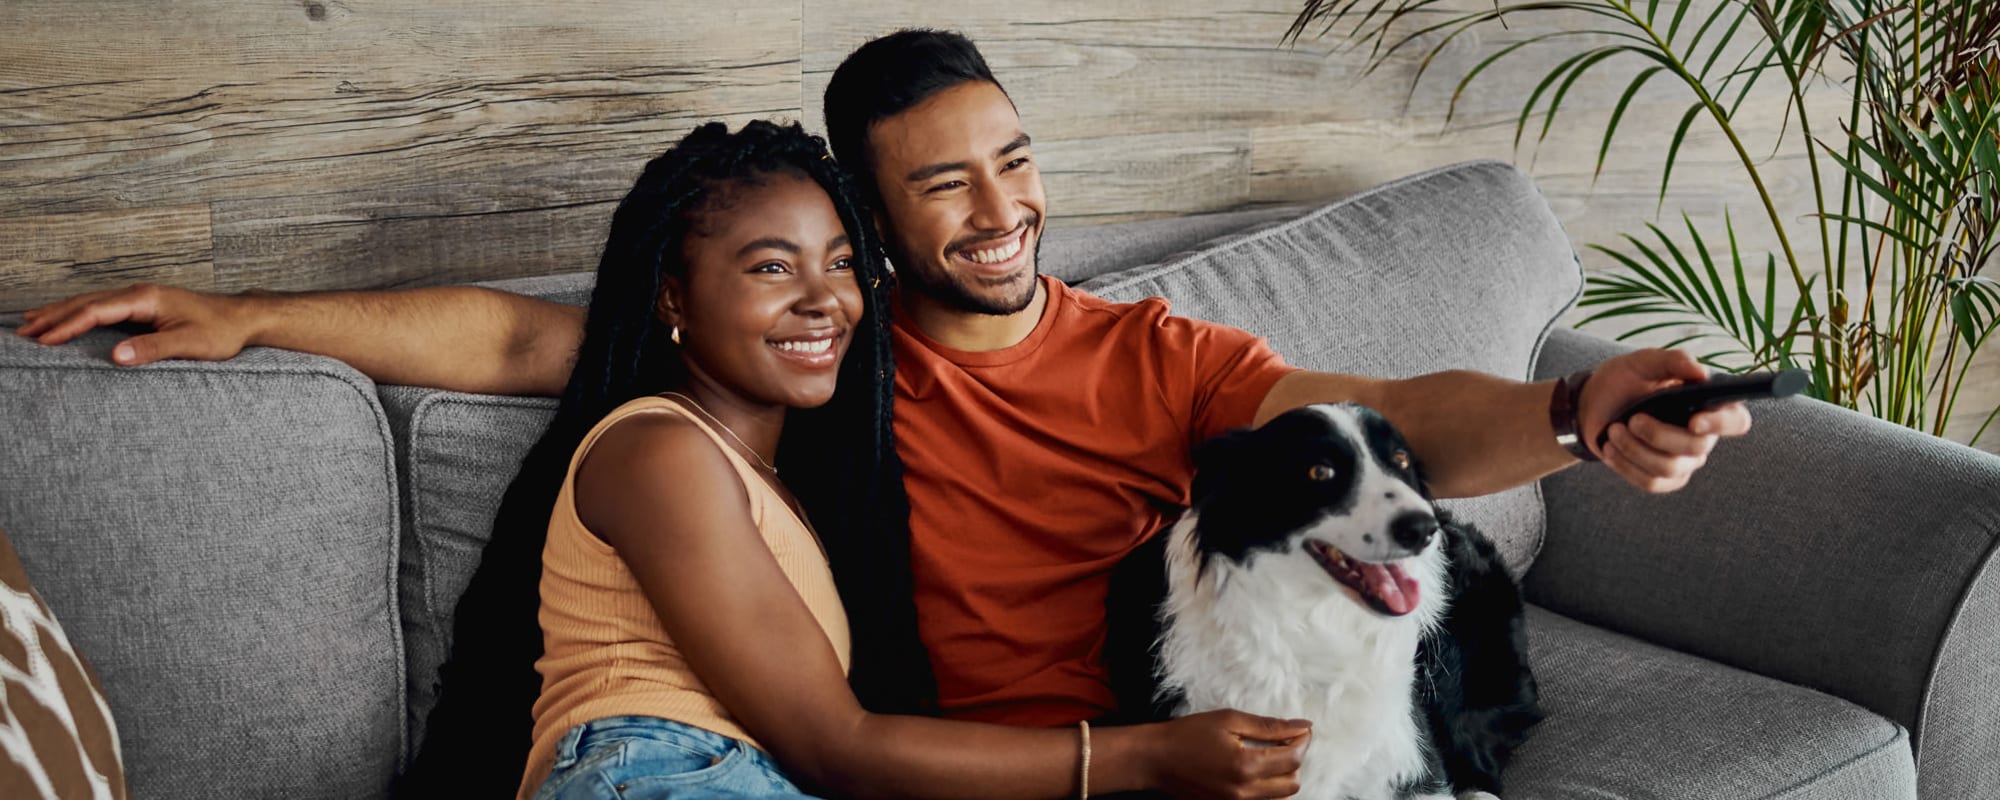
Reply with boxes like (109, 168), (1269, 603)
(1253, 349), (1753, 498)
(15, 283), (584, 397)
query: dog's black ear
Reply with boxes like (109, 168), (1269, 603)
(1190, 426), (1258, 505)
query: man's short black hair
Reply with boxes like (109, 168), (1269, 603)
(823, 29), (1005, 195)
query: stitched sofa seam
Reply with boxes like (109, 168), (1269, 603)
(1759, 723), (1913, 800)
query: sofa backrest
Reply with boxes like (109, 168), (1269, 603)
(0, 331), (404, 799)
(0, 160), (1580, 799)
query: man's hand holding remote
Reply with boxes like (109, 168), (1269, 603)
(1576, 349), (1756, 493)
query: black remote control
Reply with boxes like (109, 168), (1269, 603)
(1596, 369), (1808, 449)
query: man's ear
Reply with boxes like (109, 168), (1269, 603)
(654, 277), (686, 329)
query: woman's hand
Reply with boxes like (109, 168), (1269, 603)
(1142, 709), (1310, 799)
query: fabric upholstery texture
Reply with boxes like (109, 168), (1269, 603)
(1530, 326), (2000, 799)
(1508, 606), (1915, 799)
(379, 387), (556, 756)
(0, 525), (127, 799)
(0, 328), (403, 800)
(1077, 161), (1583, 573)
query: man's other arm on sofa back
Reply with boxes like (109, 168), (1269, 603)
(15, 283), (582, 397)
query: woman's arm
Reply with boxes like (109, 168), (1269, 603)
(577, 415), (1309, 800)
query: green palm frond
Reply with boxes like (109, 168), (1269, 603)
(1578, 212), (1804, 373)
(1289, 0), (2000, 440)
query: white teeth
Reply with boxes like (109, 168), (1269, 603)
(963, 233), (1024, 264)
(774, 339), (832, 354)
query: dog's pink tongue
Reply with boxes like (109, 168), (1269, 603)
(1358, 562), (1421, 616)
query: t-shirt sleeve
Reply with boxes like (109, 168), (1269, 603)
(1150, 309), (1300, 447)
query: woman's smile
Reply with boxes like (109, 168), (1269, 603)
(765, 327), (843, 369)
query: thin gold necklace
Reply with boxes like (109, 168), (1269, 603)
(660, 392), (778, 473)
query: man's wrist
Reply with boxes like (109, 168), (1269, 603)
(1550, 368), (1597, 462)
(228, 289), (284, 348)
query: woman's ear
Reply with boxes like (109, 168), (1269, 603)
(655, 277), (686, 329)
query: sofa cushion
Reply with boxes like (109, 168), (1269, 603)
(1076, 161), (1582, 573)
(1509, 606), (1915, 799)
(380, 388), (556, 756)
(0, 524), (128, 799)
(0, 328), (402, 800)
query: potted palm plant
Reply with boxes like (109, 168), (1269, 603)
(1289, 0), (2000, 445)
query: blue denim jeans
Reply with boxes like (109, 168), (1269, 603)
(529, 716), (823, 800)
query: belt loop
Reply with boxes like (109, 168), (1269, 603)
(551, 723), (586, 769)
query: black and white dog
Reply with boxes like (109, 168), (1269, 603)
(1105, 403), (1541, 800)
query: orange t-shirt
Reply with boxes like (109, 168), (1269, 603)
(893, 275), (1297, 726)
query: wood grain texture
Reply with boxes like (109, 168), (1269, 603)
(0, 206), (213, 308)
(1, 0), (802, 305)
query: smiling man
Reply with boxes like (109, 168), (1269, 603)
(810, 29), (1753, 729)
(18, 22), (1748, 763)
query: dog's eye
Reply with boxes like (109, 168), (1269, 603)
(1307, 464), (1336, 481)
(1391, 451), (1412, 471)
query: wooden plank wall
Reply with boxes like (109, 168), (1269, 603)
(0, 1), (802, 304)
(4, 0), (1993, 448)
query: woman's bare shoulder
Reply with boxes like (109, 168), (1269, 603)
(574, 409), (748, 542)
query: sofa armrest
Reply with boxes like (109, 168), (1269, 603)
(1528, 327), (2000, 798)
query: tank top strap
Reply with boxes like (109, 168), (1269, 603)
(569, 394), (826, 559)
(575, 395), (771, 502)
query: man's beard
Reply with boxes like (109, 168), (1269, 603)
(899, 230), (1043, 317)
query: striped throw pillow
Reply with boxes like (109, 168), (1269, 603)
(0, 525), (126, 799)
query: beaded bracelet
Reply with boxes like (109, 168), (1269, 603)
(1078, 720), (1092, 800)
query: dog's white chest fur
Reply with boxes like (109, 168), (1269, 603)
(1156, 511), (1450, 800)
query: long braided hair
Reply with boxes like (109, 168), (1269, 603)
(395, 120), (931, 797)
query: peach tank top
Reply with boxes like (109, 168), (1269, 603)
(517, 395), (851, 798)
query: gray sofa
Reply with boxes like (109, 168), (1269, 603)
(2, 161), (1994, 800)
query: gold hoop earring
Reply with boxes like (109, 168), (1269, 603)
(670, 326), (681, 345)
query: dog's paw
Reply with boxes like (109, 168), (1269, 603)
(1455, 792), (1501, 800)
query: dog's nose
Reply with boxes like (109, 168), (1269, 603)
(1389, 512), (1439, 550)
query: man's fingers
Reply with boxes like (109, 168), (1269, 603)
(1689, 402), (1753, 437)
(28, 291), (158, 345)
(1604, 423), (1698, 492)
(19, 288), (127, 335)
(115, 327), (236, 365)
(1600, 437), (1674, 493)
(1644, 347), (1711, 384)
(1627, 413), (1720, 457)
(17, 296), (85, 337)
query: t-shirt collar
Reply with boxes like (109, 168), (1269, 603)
(893, 274), (1065, 368)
